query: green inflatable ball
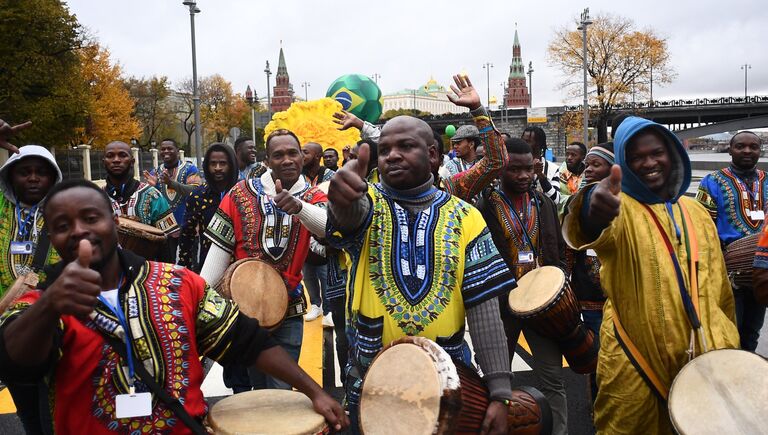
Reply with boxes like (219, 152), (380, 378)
(326, 74), (383, 123)
(445, 125), (456, 138)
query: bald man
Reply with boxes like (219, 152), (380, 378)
(326, 74), (518, 434)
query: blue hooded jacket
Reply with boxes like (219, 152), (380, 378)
(613, 116), (691, 204)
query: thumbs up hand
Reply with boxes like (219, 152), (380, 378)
(328, 143), (370, 208)
(41, 239), (103, 319)
(273, 178), (303, 215)
(588, 164), (622, 226)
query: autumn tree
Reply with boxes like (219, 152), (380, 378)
(73, 43), (140, 147)
(548, 13), (675, 142)
(125, 75), (177, 147)
(178, 75), (251, 149)
(0, 0), (88, 147)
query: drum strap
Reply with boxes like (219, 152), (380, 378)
(612, 312), (669, 401)
(99, 333), (208, 435)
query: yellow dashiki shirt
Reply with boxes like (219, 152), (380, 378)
(327, 184), (516, 407)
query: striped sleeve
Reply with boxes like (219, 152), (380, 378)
(695, 175), (718, 221)
(462, 227), (517, 307)
(203, 194), (236, 254)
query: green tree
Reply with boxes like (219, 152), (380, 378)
(0, 0), (88, 148)
(125, 75), (176, 147)
(381, 108), (431, 120)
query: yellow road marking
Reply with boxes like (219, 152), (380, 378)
(0, 388), (16, 414)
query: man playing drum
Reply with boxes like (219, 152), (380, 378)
(326, 74), (517, 434)
(103, 141), (179, 261)
(0, 140), (62, 434)
(475, 137), (569, 435)
(200, 130), (327, 392)
(0, 180), (348, 434)
(697, 131), (767, 351)
(562, 116), (739, 433)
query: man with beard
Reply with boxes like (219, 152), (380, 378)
(0, 144), (62, 434)
(143, 138), (201, 228)
(234, 136), (263, 180)
(698, 131), (766, 351)
(178, 143), (238, 274)
(475, 138), (569, 435)
(323, 148), (339, 171)
(563, 116), (739, 433)
(521, 127), (560, 204)
(0, 180), (348, 434)
(200, 130), (328, 391)
(557, 141), (587, 211)
(326, 74), (516, 434)
(102, 141), (179, 250)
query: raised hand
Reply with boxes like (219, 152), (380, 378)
(332, 110), (364, 131)
(143, 170), (157, 187)
(42, 239), (102, 319)
(588, 164), (622, 226)
(447, 74), (481, 110)
(328, 142), (370, 208)
(0, 119), (32, 154)
(273, 179), (303, 215)
(533, 159), (545, 177)
(160, 169), (172, 185)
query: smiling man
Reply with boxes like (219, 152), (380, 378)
(143, 138), (201, 228)
(563, 116), (739, 433)
(443, 124), (480, 176)
(697, 131), (766, 351)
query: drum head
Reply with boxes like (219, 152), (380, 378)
(508, 266), (565, 315)
(117, 217), (165, 239)
(221, 259), (288, 329)
(360, 343), (443, 435)
(207, 390), (327, 435)
(669, 349), (768, 434)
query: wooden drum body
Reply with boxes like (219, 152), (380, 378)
(359, 336), (551, 435)
(219, 258), (288, 329)
(508, 266), (598, 374)
(117, 217), (166, 259)
(206, 389), (328, 435)
(724, 233), (760, 288)
(669, 349), (768, 434)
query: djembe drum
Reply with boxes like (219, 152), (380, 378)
(116, 217), (166, 259)
(218, 258), (288, 329)
(206, 389), (329, 435)
(507, 266), (598, 374)
(359, 336), (551, 435)
(724, 233), (760, 288)
(668, 348), (768, 434)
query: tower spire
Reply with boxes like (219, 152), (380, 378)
(505, 29), (530, 108)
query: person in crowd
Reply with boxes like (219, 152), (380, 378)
(443, 125), (481, 176)
(0, 179), (348, 434)
(557, 141), (587, 211)
(200, 129), (327, 392)
(323, 148), (340, 171)
(476, 137), (569, 435)
(697, 130), (766, 351)
(178, 143), (238, 273)
(143, 138), (201, 229)
(562, 116), (739, 433)
(521, 126), (560, 204)
(0, 143), (61, 434)
(234, 136), (262, 180)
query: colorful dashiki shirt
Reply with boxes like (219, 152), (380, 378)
(0, 196), (59, 296)
(179, 184), (224, 273)
(305, 166), (335, 186)
(566, 247), (606, 307)
(239, 163), (267, 181)
(106, 182), (179, 236)
(151, 160), (201, 224)
(697, 166), (767, 245)
(443, 157), (475, 177)
(0, 250), (241, 434)
(485, 190), (540, 280)
(204, 175), (327, 295)
(327, 184), (516, 408)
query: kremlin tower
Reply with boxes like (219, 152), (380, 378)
(271, 46), (294, 112)
(505, 29), (531, 108)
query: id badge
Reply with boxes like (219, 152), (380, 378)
(518, 251), (534, 264)
(586, 249), (598, 257)
(751, 210), (765, 221)
(10, 241), (34, 255)
(115, 392), (152, 418)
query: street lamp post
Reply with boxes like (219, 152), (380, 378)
(245, 85), (256, 140)
(577, 7), (593, 146)
(265, 61), (272, 118)
(483, 62), (493, 110)
(301, 82), (310, 101)
(527, 61), (534, 107)
(500, 82), (507, 124)
(372, 73), (381, 84)
(182, 0), (202, 168)
(741, 63), (752, 100)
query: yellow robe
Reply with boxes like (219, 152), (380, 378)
(563, 190), (739, 434)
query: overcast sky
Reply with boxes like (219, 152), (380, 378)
(66, 0), (766, 108)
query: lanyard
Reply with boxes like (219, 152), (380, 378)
(97, 274), (135, 389)
(14, 203), (38, 239)
(498, 190), (540, 259)
(734, 172), (762, 211)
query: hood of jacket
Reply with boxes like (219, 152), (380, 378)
(0, 145), (63, 205)
(203, 142), (239, 192)
(613, 116), (690, 204)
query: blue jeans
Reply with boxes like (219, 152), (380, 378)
(734, 287), (766, 352)
(223, 316), (304, 391)
(302, 263), (327, 312)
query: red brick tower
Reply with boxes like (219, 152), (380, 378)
(505, 29), (531, 108)
(271, 46), (294, 112)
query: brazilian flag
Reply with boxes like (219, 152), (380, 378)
(326, 74), (383, 123)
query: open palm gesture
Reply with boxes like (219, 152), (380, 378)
(447, 74), (481, 110)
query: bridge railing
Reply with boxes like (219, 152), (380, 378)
(565, 95), (768, 112)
